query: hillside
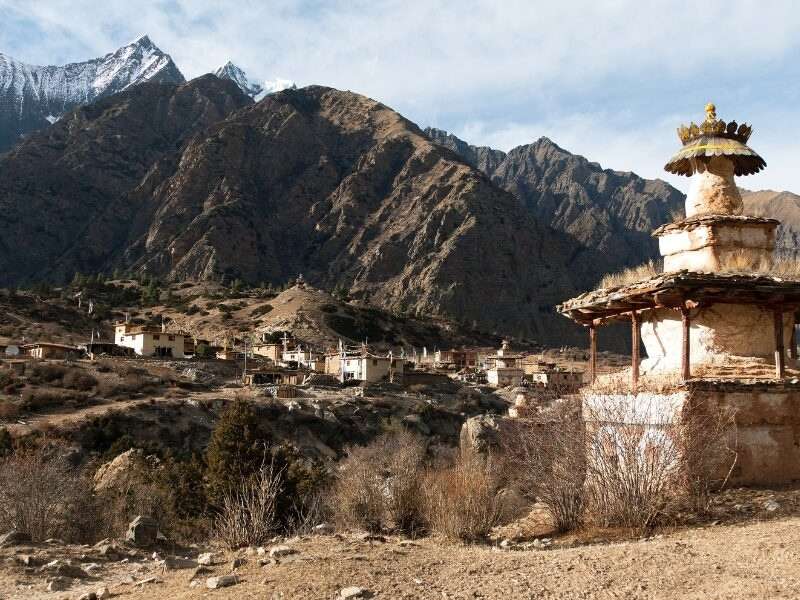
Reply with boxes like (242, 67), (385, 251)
(425, 128), (686, 276)
(0, 79), (587, 346)
(742, 190), (800, 255)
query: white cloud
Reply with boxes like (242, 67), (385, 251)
(2, 0), (800, 191)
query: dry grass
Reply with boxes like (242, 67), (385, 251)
(332, 430), (428, 535)
(423, 454), (511, 542)
(501, 401), (586, 532)
(213, 462), (284, 549)
(598, 260), (661, 290)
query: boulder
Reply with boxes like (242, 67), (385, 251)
(162, 556), (198, 570)
(269, 545), (297, 558)
(97, 588), (111, 600)
(42, 560), (89, 579)
(77, 592), (97, 600)
(125, 515), (159, 547)
(0, 530), (31, 548)
(197, 552), (216, 565)
(460, 414), (515, 456)
(230, 557), (246, 569)
(93, 448), (147, 493)
(312, 523), (335, 535)
(46, 576), (71, 592)
(338, 587), (371, 599)
(206, 575), (238, 589)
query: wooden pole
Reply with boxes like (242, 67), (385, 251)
(631, 311), (640, 391)
(774, 308), (786, 379)
(589, 324), (597, 384)
(681, 307), (691, 381)
(790, 312), (798, 360)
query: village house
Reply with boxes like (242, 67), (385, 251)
(485, 340), (524, 387)
(526, 361), (584, 393)
(326, 350), (404, 383)
(434, 348), (479, 369)
(21, 342), (81, 360)
(282, 345), (324, 371)
(79, 341), (135, 359)
(114, 322), (187, 358)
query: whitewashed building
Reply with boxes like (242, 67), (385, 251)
(114, 322), (187, 358)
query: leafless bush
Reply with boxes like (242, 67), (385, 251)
(332, 430), (427, 534)
(62, 369), (97, 391)
(0, 400), (20, 420)
(501, 401), (586, 532)
(582, 392), (736, 530)
(0, 444), (85, 541)
(213, 461), (283, 549)
(423, 453), (509, 542)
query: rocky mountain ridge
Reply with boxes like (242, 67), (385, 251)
(212, 61), (295, 100)
(0, 78), (587, 346)
(425, 127), (686, 274)
(0, 35), (184, 152)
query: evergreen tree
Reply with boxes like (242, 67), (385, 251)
(205, 399), (272, 505)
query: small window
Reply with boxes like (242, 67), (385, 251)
(372, 359), (378, 366)
(153, 334), (160, 340)
(168, 335), (175, 341)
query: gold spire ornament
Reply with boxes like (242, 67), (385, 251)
(665, 103), (765, 177)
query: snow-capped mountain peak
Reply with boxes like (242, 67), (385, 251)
(213, 61), (296, 100)
(213, 61), (263, 98)
(0, 35), (185, 152)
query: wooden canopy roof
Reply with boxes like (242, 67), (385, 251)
(558, 271), (800, 325)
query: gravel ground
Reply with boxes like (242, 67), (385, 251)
(2, 515), (799, 600)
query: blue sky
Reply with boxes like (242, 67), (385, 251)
(2, 0), (800, 192)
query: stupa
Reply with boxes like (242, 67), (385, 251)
(557, 104), (800, 484)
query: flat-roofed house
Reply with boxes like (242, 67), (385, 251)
(22, 342), (82, 360)
(114, 322), (187, 358)
(485, 340), (524, 387)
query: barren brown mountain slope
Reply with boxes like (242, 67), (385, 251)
(742, 189), (800, 254)
(0, 79), (586, 345)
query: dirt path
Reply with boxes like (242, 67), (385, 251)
(3, 517), (799, 599)
(4, 389), (236, 436)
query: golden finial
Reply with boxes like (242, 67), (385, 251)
(705, 102), (716, 122)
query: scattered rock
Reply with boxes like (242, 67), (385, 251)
(313, 523), (334, 535)
(338, 586), (371, 599)
(207, 575), (239, 589)
(42, 560), (90, 579)
(269, 545), (297, 558)
(231, 557), (247, 569)
(125, 515), (159, 547)
(77, 592), (98, 600)
(162, 556), (198, 570)
(0, 530), (31, 548)
(765, 500), (780, 512)
(357, 533), (386, 543)
(197, 552), (216, 566)
(16, 554), (42, 567)
(189, 565), (212, 581)
(46, 576), (71, 592)
(96, 587), (111, 600)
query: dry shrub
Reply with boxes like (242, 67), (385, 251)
(28, 363), (67, 384)
(332, 430), (427, 534)
(0, 400), (20, 420)
(20, 388), (88, 411)
(501, 401), (586, 532)
(598, 260), (661, 290)
(583, 392), (736, 530)
(0, 444), (86, 541)
(62, 369), (97, 391)
(213, 462), (283, 549)
(423, 453), (509, 542)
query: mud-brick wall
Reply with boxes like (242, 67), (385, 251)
(690, 381), (800, 485)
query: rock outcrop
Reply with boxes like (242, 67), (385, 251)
(425, 129), (686, 280)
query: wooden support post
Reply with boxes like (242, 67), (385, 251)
(680, 307), (691, 382)
(589, 324), (597, 384)
(774, 308), (786, 379)
(631, 311), (640, 391)
(790, 312), (798, 360)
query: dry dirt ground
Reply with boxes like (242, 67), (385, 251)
(2, 515), (799, 600)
